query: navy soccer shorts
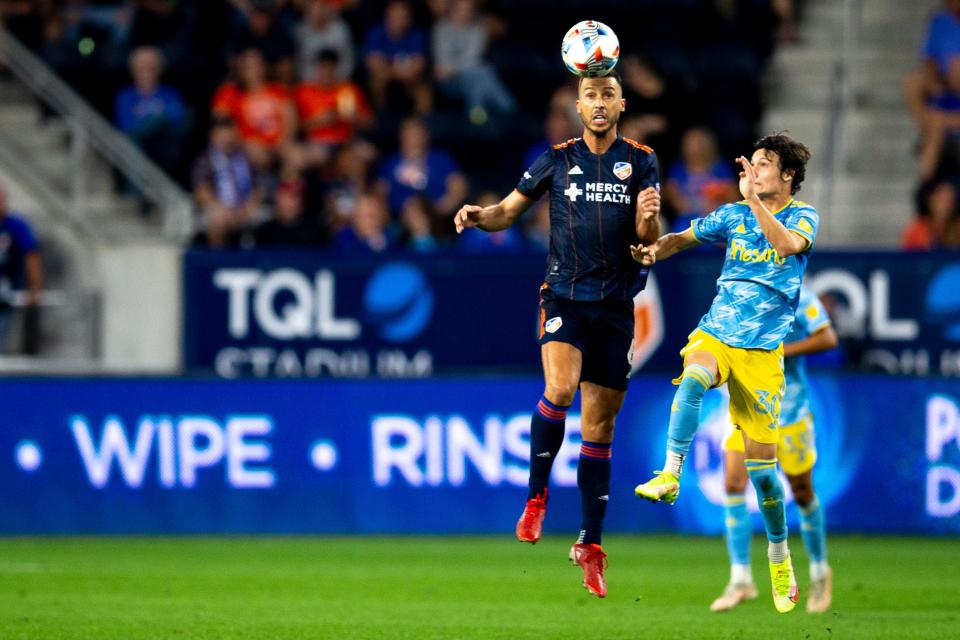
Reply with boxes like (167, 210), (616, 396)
(537, 285), (634, 391)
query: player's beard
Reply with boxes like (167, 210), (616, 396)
(582, 110), (620, 140)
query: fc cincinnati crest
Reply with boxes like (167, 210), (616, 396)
(613, 162), (632, 180)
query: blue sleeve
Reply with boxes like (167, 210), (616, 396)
(115, 89), (134, 132)
(410, 29), (427, 56)
(516, 149), (554, 200)
(795, 288), (831, 335)
(636, 150), (660, 190)
(162, 88), (185, 125)
(784, 204), (819, 251)
(378, 155), (397, 182)
(434, 151), (459, 176)
(690, 204), (731, 244)
(362, 27), (386, 57)
(9, 217), (38, 252)
(923, 18), (937, 59)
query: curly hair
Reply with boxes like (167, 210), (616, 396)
(753, 133), (811, 195)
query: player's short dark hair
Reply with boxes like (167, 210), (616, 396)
(753, 132), (811, 195)
(577, 70), (623, 92)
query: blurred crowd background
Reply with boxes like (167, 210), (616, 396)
(0, 0), (798, 253)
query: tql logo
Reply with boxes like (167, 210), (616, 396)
(214, 262), (434, 343)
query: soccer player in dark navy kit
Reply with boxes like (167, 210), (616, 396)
(455, 73), (660, 597)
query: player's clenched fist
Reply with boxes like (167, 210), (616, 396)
(638, 186), (660, 218)
(630, 243), (657, 267)
(454, 204), (483, 234)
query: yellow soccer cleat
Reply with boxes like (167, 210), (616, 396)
(806, 567), (833, 613)
(634, 470), (680, 504)
(769, 554), (799, 613)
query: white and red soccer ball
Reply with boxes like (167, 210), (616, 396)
(561, 20), (620, 77)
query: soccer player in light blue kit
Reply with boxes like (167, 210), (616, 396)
(631, 133), (816, 613)
(711, 286), (838, 614)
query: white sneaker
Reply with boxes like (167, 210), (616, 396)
(709, 582), (759, 612)
(807, 567), (833, 613)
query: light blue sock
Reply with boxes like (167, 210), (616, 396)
(799, 494), (827, 564)
(665, 365), (714, 471)
(724, 493), (751, 566)
(745, 459), (788, 545)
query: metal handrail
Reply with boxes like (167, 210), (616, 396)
(0, 26), (192, 241)
(813, 0), (861, 242)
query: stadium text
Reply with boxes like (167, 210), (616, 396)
(806, 269), (953, 375)
(371, 414), (582, 487)
(214, 346), (432, 378)
(925, 395), (960, 518)
(70, 415), (275, 489)
(215, 268), (359, 340)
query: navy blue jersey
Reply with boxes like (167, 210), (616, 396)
(516, 137), (659, 301)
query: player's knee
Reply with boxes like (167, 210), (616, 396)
(725, 475), (748, 495)
(544, 383), (576, 407)
(789, 475), (814, 506)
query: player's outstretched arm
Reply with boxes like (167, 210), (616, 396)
(454, 189), (532, 234)
(738, 156), (808, 257)
(783, 325), (838, 358)
(631, 228), (698, 266)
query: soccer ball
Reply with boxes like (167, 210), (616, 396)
(561, 20), (620, 77)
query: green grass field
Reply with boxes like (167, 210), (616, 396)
(1, 535), (958, 639)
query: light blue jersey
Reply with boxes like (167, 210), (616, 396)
(780, 286), (831, 426)
(690, 199), (819, 350)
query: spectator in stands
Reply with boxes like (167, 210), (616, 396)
(334, 191), (394, 252)
(192, 117), (262, 248)
(399, 195), (439, 252)
(212, 48), (296, 171)
(324, 141), (376, 230)
(457, 190), (524, 252)
(522, 86), (578, 170)
(664, 126), (737, 232)
(902, 179), (960, 250)
(0, 184), (42, 354)
(431, 0), (515, 121)
(296, 0), (355, 81)
(377, 116), (467, 222)
(904, 1), (960, 180)
(227, 0), (297, 85)
(114, 46), (186, 177)
(362, 0), (431, 114)
(294, 49), (373, 167)
(254, 178), (325, 247)
(124, 0), (195, 73)
(619, 54), (686, 164)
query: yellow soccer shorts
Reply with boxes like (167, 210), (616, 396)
(677, 328), (784, 445)
(723, 413), (817, 476)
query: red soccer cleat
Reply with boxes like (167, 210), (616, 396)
(515, 490), (547, 543)
(569, 543), (608, 598)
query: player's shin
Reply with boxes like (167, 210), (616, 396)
(664, 365), (714, 476)
(528, 396), (569, 499)
(799, 494), (829, 579)
(745, 459), (788, 559)
(724, 493), (752, 581)
(577, 441), (611, 545)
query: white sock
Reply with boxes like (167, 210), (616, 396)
(768, 540), (788, 564)
(731, 563), (752, 585)
(664, 450), (684, 477)
(810, 560), (830, 581)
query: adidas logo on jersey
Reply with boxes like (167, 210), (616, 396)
(568, 165), (583, 175)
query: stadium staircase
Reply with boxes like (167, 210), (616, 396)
(762, 0), (939, 246)
(0, 26), (190, 370)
